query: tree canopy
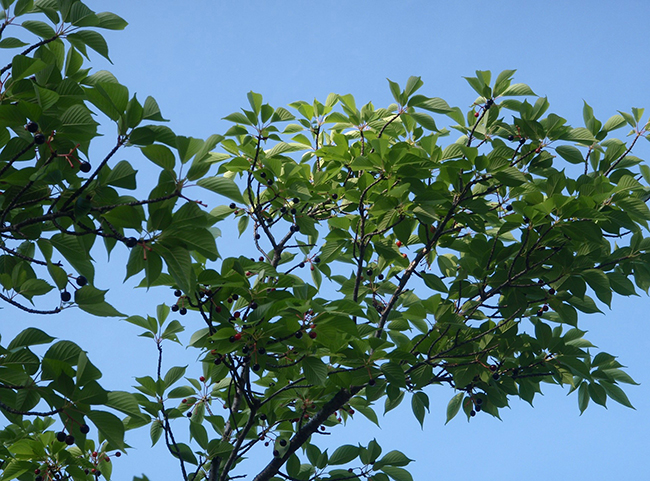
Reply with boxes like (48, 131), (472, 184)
(0, 2), (648, 481)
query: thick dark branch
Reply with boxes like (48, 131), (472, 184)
(252, 386), (362, 481)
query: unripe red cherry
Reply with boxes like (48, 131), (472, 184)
(233, 332), (242, 341)
(474, 112), (479, 118)
(199, 376), (206, 382)
(396, 240), (402, 247)
(308, 331), (317, 339)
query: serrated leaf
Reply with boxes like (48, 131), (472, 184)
(445, 392), (463, 424)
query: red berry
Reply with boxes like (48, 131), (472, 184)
(182, 399), (187, 403)
(308, 331), (317, 339)
(199, 376), (206, 382)
(474, 112), (479, 117)
(396, 240), (402, 247)
(234, 332), (242, 341)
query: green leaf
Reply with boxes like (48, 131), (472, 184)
(67, 30), (111, 61)
(328, 444), (359, 465)
(21, 20), (56, 38)
(410, 392), (429, 428)
(600, 381), (635, 409)
(96, 12), (128, 30)
(374, 450), (413, 469)
(381, 466), (414, 481)
(11, 54), (46, 80)
(141, 144), (175, 170)
(302, 356), (327, 385)
(86, 410), (125, 450)
(8, 327), (55, 349)
(501, 83), (536, 97)
(445, 392), (463, 424)
(555, 145), (584, 164)
(197, 176), (245, 203)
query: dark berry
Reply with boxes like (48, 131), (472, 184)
(124, 237), (138, 248)
(314, 257), (320, 263)
(366, 269), (373, 276)
(332, 193), (338, 199)
(252, 363), (261, 371)
(187, 412), (192, 418)
(279, 439), (287, 447)
(242, 345), (249, 354)
(35, 477), (43, 481)
(368, 378), (376, 386)
(299, 262), (305, 268)
(280, 206), (287, 214)
(260, 171), (266, 178)
(26, 121), (39, 133)
(492, 373), (500, 380)
(65, 434), (75, 445)
(273, 449), (279, 457)
(214, 357), (222, 365)
(290, 208), (297, 215)
(519, 137), (526, 144)
(171, 304), (179, 312)
(309, 331), (317, 339)
(174, 289), (182, 297)
(115, 451), (121, 457)
(476, 398), (483, 405)
(232, 294), (239, 300)
(292, 197), (299, 203)
(229, 203), (236, 209)
(378, 274), (384, 280)
(543, 305), (549, 312)
(179, 307), (187, 315)
(508, 135), (514, 141)
(76, 276), (87, 286)
(34, 133), (46, 144)
(258, 347), (266, 355)
(34, 469), (41, 475)
(250, 301), (258, 309)
(229, 336), (236, 343)
(470, 410), (476, 417)
(537, 309), (544, 317)
(80, 424), (90, 434)
(255, 233), (261, 240)
(79, 162), (92, 173)
(61, 291), (71, 302)
(295, 331), (303, 339)
(505, 205), (513, 211)
(489, 364), (497, 372)
(475, 405), (482, 412)
(260, 413), (267, 421)
(548, 288), (556, 295)
(267, 179), (273, 185)
(95, 471), (101, 477)
(56, 431), (66, 442)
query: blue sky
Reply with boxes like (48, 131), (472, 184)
(5, 1), (650, 480)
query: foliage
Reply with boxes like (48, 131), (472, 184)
(1, 2), (649, 481)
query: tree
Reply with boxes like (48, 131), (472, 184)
(0, 2), (649, 481)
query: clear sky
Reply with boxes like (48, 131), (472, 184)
(5, 1), (650, 480)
